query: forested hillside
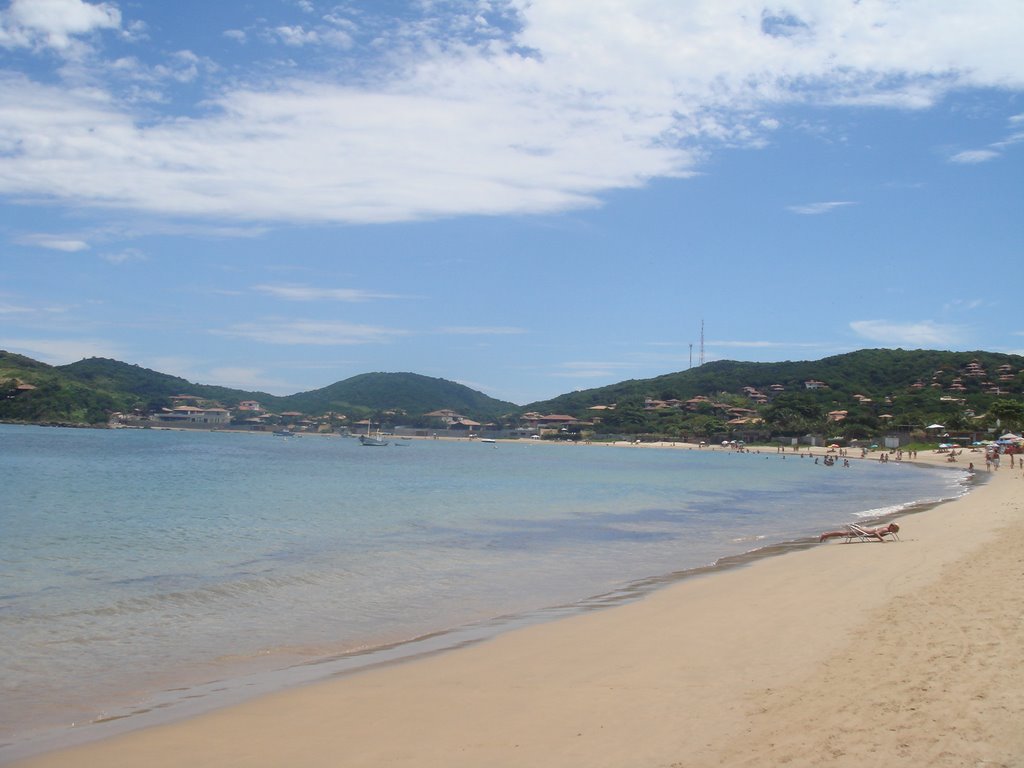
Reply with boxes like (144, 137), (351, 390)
(0, 354), (515, 425)
(2, 348), (1022, 437)
(523, 349), (1024, 439)
(282, 372), (516, 419)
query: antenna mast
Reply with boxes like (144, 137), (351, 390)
(699, 319), (705, 366)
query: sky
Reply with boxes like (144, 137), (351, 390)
(0, 0), (1022, 406)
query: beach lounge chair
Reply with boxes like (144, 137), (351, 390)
(819, 522), (901, 543)
(848, 523), (900, 542)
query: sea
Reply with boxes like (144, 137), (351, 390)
(0, 423), (969, 760)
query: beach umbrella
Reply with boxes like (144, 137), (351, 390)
(926, 423), (944, 429)
(999, 433), (1022, 440)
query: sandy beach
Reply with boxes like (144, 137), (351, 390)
(10, 448), (1023, 768)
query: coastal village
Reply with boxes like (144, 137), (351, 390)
(88, 357), (1022, 449)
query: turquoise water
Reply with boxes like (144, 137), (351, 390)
(0, 424), (966, 756)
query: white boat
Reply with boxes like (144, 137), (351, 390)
(359, 425), (388, 446)
(479, 438), (497, 444)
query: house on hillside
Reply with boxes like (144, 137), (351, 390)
(964, 360), (987, 378)
(424, 409), (465, 425)
(151, 406), (231, 426)
(521, 413), (578, 430)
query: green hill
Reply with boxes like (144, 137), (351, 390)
(0, 352), (140, 424)
(57, 357), (288, 411)
(281, 372), (516, 419)
(0, 353), (516, 425)
(2, 348), (1021, 435)
(524, 349), (1024, 412)
(522, 349), (1024, 438)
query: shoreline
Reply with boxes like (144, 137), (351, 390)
(2, 475), (963, 763)
(8, 448), (1020, 766)
(0, 443), (967, 763)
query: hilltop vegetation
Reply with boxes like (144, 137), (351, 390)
(2, 348), (1022, 439)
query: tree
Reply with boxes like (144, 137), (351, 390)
(988, 399), (1024, 431)
(600, 396), (647, 432)
(687, 415), (724, 438)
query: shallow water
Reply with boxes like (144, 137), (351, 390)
(0, 424), (965, 756)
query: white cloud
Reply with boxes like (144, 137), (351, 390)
(849, 319), (966, 347)
(437, 326), (527, 335)
(0, 0), (120, 51)
(273, 25), (320, 47)
(0, 337), (124, 364)
(0, 302), (35, 314)
(204, 366), (295, 394)
(213, 320), (409, 346)
(943, 298), (988, 312)
(16, 234), (91, 252)
(950, 149), (1000, 164)
(252, 284), (403, 302)
(0, 298), (73, 316)
(552, 361), (643, 379)
(949, 114), (1024, 162)
(138, 358), (295, 394)
(101, 248), (147, 264)
(709, 340), (824, 349)
(0, 2), (1022, 224)
(787, 201), (855, 215)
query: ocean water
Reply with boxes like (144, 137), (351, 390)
(0, 424), (967, 757)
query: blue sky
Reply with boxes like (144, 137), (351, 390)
(1, 0), (1022, 405)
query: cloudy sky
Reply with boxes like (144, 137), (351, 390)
(1, 0), (1021, 404)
